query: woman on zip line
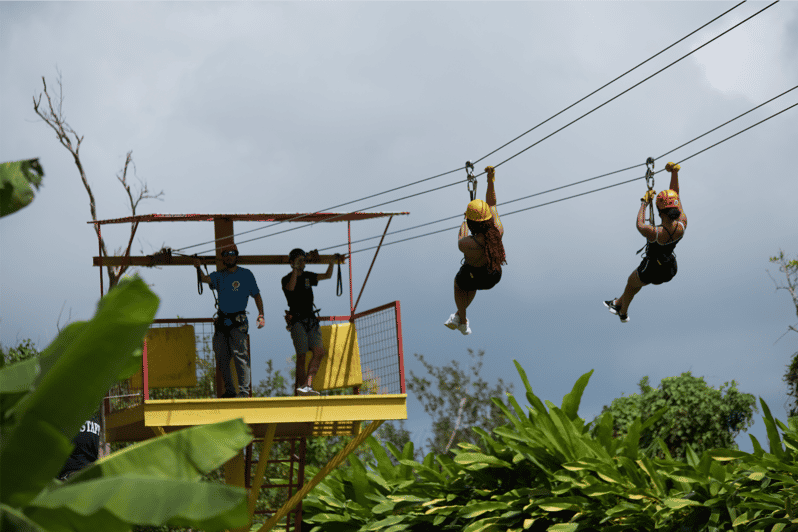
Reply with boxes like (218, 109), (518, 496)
(445, 166), (507, 335)
(604, 162), (686, 323)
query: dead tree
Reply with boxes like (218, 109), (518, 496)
(32, 71), (163, 290)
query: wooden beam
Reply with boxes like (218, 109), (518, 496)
(92, 255), (346, 267)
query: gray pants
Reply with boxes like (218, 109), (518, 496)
(213, 323), (250, 398)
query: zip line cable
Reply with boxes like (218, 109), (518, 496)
(470, 0), (748, 166)
(174, 165), (464, 253)
(317, 85), (798, 252)
(344, 100), (798, 256)
(173, 2), (750, 255)
(488, 0), (780, 171)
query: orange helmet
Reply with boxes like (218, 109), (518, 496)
(656, 189), (680, 210)
(465, 199), (492, 222)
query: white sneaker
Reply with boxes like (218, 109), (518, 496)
(296, 386), (319, 396)
(444, 313), (460, 330)
(458, 319), (471, 335)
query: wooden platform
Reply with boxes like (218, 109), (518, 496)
(105, 394), (408, 442)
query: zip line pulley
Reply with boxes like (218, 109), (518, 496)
(465, 161), (477, 201)
(644, 157), (656, 227)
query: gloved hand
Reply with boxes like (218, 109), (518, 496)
(485, 166), (496, 182)
(665, 162), (680, 172)
(642, 189), (656, 203)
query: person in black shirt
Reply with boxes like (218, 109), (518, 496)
(281, 248), (338, 396)
(58, 415), (101, 480)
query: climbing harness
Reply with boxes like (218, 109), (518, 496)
(465, 161), (477, 201)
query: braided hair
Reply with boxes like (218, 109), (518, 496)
(466, 219), (507, 273)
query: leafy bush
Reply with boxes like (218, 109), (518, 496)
(304, 362), (798, 531)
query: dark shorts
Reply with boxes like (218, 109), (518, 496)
(290, 318), (324, 355)
(637, 255), (678, 285)
(455, 263), (502, 292)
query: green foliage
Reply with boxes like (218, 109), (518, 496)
(596, 372), (757, 461)
(771, 250), (798, 418)
(407, 349), (514, 454)
(1, 339), (41, 367)
(0, 158), (44, 217)
(305, 362), (798, 531)
(0, 277), (253, 531)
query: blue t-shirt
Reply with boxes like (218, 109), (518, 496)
(209, 267), (260, 314)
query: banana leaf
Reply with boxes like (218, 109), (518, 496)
(26, 477), (248, 532)
(1, 277), (158, 507)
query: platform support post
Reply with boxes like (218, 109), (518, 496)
(257, 420), (385, 532)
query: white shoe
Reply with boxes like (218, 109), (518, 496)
(296, 386), (319, 396)
(458, 319), (471, 335)
(444, 313), (460, 330)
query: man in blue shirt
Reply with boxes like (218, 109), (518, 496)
(195, 243), (264, 398)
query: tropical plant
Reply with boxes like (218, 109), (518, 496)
(595, 372), (757, 461)
(304, 362), (798, 531)
(0, 277), (254, 531)
(1, 339), (41, 367)
(0, 158), (44, 217)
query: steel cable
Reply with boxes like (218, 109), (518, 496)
(173, 2), (752, 254)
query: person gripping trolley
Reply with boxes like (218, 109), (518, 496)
(604, 162), (687, 323)
(282, 248), (341, 396)
(445, 166), (507, 335)
(195, 243), (264, 398)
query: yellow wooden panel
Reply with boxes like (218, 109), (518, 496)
(129, 325), (197, 389)
(303, 323), (362, 391)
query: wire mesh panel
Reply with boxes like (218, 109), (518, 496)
(321, 301), (405, 395)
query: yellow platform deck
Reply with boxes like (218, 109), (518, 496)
(106, 394), (408, 442)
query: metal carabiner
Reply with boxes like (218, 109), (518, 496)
(644, 157), (655, 192)
(465, 161), (477, 201)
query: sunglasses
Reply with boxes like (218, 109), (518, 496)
(221, 250), (239, 257)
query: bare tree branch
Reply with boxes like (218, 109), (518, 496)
(32, 72), (165, 289)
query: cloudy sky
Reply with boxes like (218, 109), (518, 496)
(2, 1), (797, 455)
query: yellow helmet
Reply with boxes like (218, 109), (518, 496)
(465, 199), (492, 222)
(656, 189), (680, 210)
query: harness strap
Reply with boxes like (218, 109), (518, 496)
(336, 261), (343, 297)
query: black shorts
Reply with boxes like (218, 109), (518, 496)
(637, 255), (677, 285)
(455, 263), (502, 291)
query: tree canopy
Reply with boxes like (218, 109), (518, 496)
(594, 372), (757, 461)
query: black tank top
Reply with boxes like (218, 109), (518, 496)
(645, 222), (684, 257)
